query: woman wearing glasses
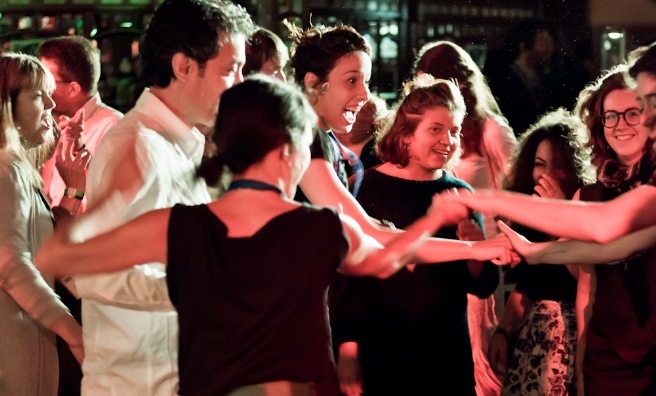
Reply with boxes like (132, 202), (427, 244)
(569, 63), (651, 396)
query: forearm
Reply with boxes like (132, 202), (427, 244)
(467, 189), (656, 243)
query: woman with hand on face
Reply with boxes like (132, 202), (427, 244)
(34, 76), (470, 396)
(0, 53), (87, 395)
(335, 76), (500, 396)
(490, 109), (594, 396)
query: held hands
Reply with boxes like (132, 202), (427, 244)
(533, 174), (566, 199)
(496, 221), (539, 266)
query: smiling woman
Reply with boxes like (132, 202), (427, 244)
(332, 77), (499, 395)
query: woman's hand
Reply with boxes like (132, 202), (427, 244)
(337, 342), (363, 396)
(533, 173), (566, 199)
(488, 332), (509, 376)
(470, 236), (516, 265)
(497, 221), (542, 265)
(428, 190), (471, 227)
(58, 110), (85, 154)
(55, 135), (90, 191)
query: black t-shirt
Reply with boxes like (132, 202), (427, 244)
(166, 203), (348, 396)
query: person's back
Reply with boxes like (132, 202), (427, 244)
(168, 202), (345, 395)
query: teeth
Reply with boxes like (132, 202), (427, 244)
(615, 135), (634, 141)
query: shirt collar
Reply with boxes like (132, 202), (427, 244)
(76, 93), (103, 121)
(134, 89), (205, 162)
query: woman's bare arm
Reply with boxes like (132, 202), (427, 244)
(445, 186), (656, 243)
(300, 159), (512, 264)
(35, 208), (170, 276)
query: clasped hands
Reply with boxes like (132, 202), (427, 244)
(430, 189), (533, 267)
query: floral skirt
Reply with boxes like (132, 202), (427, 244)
(502, 300), (577, 396)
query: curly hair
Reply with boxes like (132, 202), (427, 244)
(628, 41), (656, 79)
(574, 64), (651, 171)
(141, 0), (256, 88)
(377, 75), (466, 168)
(414, 41), (506, 157)
(286, 23), (371, 89)
(503, 108), (595, 199)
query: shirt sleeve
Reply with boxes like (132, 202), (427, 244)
(0, 161), (72, 329)
(72, 132), (174, 311)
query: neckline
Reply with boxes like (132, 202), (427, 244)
(227, 179), (287, 198)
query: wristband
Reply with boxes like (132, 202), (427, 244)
(64, 187), (85, 200)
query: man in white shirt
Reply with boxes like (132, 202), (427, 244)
(70, 1), (255, 394)
(39, 36), (123, 212)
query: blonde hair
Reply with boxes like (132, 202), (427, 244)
(0, 53), (56, 187)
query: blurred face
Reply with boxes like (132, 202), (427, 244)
(405, 106), (462, 176)
(602, 88), (649, 167)
(532, 140), (565, 185)
(14, 82), (56, 147)
(260, 55), (286, 82)
(312, 51), (371, 134)
(39, 57), (73, 117)
(190, 32), (246, 127)
(635, 72), (656, 138)
(529, 30), (555, 66)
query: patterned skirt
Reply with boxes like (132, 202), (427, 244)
(502, 300), (577, 396)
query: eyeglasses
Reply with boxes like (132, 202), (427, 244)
(601, 108), (642, 128)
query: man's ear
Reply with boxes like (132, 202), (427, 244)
(66, 81), (83, 99)
(303, 72), (320, 92)
(171, 53), (193, 83)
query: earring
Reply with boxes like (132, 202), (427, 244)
(318, 83), (330, 95)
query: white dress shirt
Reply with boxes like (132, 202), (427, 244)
(42, 93), (123, 210)
(73, 89), (210, 396)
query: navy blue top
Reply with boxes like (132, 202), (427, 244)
(332, 168), (499, 395)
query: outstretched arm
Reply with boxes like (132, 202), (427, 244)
(35, 207), (170, 277)
(498, 220), (656, 265)
(443, 186), (656, 243)
(300, 159), (512, 264)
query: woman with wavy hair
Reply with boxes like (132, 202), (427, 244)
(0, 53), (86, 395)
(334, 76), (499, 395)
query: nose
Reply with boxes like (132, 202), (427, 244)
(44, 93), (55, 111)
(357, 80), (370, 103)
(235, 68), (245, 85)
